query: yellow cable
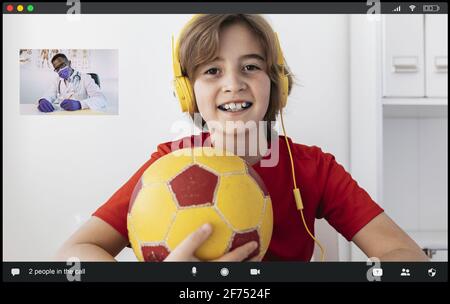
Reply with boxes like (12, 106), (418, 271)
(279, 109), (326, 261)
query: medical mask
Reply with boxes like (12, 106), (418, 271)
(58, 66), (71, 80)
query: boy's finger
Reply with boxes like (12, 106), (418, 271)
(176, 223), (212, 255)
(216, 241), (258, 262)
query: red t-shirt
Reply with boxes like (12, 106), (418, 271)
(93, 132), (383, 261)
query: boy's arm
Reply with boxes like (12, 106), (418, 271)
(55, 217), (129, 261)
(352, 212), (429, 261)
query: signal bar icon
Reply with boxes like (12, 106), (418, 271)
(392, 6), (401, 12)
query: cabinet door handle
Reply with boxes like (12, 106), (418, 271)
(392, 56), (419, 73)
(435, 56), (448, 73)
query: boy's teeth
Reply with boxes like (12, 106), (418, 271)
(219, 101), (252, 112)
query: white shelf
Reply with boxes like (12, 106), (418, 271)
(383, 104), (447, 118)
(382, 98), (447, 118)
(382, 98), (448, 106)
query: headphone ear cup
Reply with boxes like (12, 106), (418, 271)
(174, 76), (195, 113)
(182, 77), (195, 114)
(173, 78), (187, 112)
(274, 32), (289, 109)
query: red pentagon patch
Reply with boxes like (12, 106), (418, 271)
(247, 167), (269, 196)
(169, 165), (218, 207)
(230, 230), (260, 260)
(141, 244), (170, 262)
(128, 178), (143, 213)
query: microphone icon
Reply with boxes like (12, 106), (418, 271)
(191, 266), (197, 277)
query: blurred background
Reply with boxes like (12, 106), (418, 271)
(3, 14), (447, 261)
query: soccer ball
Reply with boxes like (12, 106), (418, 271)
(127, 147), (273, 262)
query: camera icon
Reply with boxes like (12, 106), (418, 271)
(372, 268), (383, 277)
(250, 268), (261, 275)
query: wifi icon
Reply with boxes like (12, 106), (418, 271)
(409, 4), (416, 12)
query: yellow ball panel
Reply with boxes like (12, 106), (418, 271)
(216, 175), (265, 231)
(166, 207), (233, 260)
(258, 197), (274, 259)
(142, 150), (193, 184)
(129, 184), (177, 242)
(193, 147), (246, 174)
(127, 215), (144, 261)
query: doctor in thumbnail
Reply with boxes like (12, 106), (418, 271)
(37, 53), (108, 112)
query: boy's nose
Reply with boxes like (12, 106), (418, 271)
(221, 73), (247, 93)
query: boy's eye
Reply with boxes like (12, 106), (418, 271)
(243, 64), (260, 71)
(203, 65), (261, 76)
(205, 68), (219, 75)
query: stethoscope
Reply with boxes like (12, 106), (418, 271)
(57, 71), (81, 96)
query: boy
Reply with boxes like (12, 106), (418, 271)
(56, 14), (428, 262)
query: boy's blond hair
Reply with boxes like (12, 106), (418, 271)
(177, 14), (294, 134)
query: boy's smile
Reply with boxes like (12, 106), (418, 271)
(217, 100), (253, 113)
(193, 21), (271, 135)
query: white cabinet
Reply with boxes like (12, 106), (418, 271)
(383, 111), (447, 230)
(349, 14), (447, 262)
(425, 14), (448, 97)
(382, 14), (448, 98)
(382, 15), (425, 97)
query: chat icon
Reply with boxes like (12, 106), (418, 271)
(11, 268), (20, 276)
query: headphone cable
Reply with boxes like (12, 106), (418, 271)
(279, 109), (326, 261)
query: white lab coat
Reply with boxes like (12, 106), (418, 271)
(40, 70), (107, 111)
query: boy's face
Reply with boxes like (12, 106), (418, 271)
(193, 22), (271, 135)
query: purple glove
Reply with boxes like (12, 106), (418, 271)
(37, 98), (55, 113)
(61, 99), (81, 111)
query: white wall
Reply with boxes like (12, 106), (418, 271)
(3, 14), (350, 261)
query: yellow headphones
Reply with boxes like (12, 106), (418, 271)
(172, 14), (325, 261)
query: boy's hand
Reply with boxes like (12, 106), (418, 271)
(164, 223), (260, 262)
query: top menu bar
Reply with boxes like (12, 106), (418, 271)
(2, 2), (448, 14)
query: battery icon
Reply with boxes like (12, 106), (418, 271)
(423, 5), (440, 12)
